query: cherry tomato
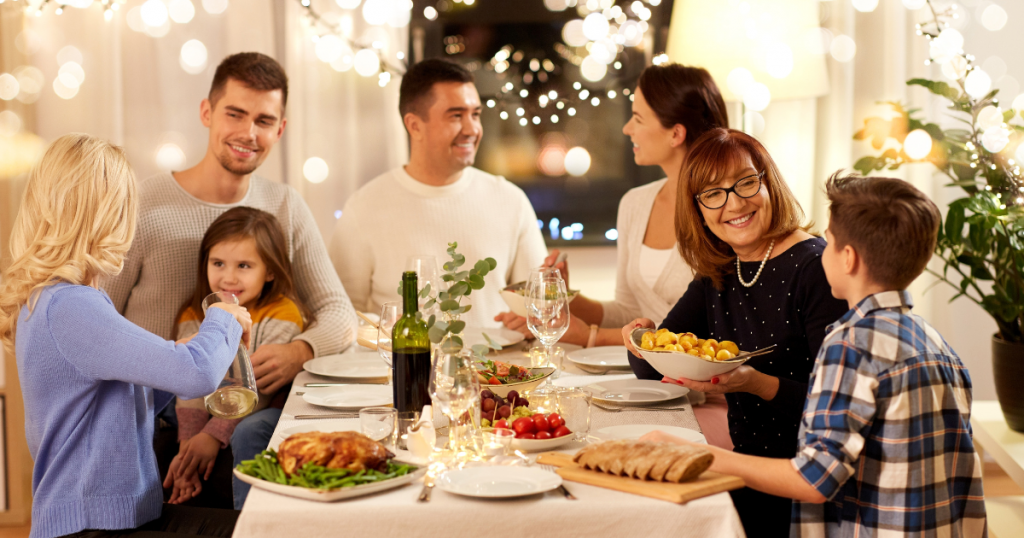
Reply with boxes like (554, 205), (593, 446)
(516, 432), (536, 440)
(535, 431), (553, 440)
(488, 377), (501, 385)
(493, 419), (509, 429)
(512, 417), (536, 435)
(547, 413), (563, 429)
(553, 425), (572, 438)
(533, 414), (550, 432)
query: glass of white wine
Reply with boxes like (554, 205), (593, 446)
(201, 291), (259, 419)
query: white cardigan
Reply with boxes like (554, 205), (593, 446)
(599, 178), (694, 328)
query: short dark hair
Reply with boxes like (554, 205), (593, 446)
(825, 172), (940, 290)
(209, 52), (289, 109)
(399, 59), (474, 119)
(637, 64), (729, 146)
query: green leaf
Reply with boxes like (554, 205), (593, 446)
(440, 338), (462, 354)
(468, 274), (485, 290)
(447, 320), (466, 334)
(474, 259), (491, 275)
(452, 335), (463, 348)
(440, 299), (460, 311)
(853, 156), (878, 175)
(429, 325), (448, 343)
(438, 291), (449, 302)
(908, 78), (960, 101)
(459, 304), (472, 314)
(944, 200), (966, 243)
(509, 365), (519, 377)
(442, 261), (456, 272)
(449, 282), (469, 297)
(486, 258), (497, 270)
(419, 283), (431, 298)
(424, 298), (436, 309)
(482, 332), (503, 351)
(396, 284), (402, 295)
(426, 314), (436, 329)
(441, 273), (455, 282)
(1004, 109), (1017, 123)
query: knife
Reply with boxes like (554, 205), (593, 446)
(293, 413), (360, 419)
(304, 381), (388, 386)
(417, 473), (436, 502)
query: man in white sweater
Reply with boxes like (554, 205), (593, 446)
(104, 53), (356, 509)
(329, 59), (547, 327)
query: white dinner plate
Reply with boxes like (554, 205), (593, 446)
(566, 346), (632, 369)
(232, 462), (425, 502)
(583, 379), (689, 405)
(435, 466), (562, 498)
(270, 419), (367, 450)
(461, 326), (526, 348)
(588, 424), (706, 444)
(303, 351), (389, 379)
(302, 385), (392, 409)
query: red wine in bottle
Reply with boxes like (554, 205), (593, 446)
(391, 271), (431, 413)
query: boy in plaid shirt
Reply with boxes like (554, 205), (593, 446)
(644, 174), (987, 537)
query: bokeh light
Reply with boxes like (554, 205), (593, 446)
(337, 0), (362, 8)
(58, 62), (85, 88)
(156, 143), (187, 170)
(976, 106), (1003, 131)
(582, 13), (610, 41)
(981, 126), (1009, 153)
(140, 0), (169, 27)
(202, 0), (229, 15)
(180, 39), (208, 74)
(580, 55), (607, 82)
(726, 67), (754, 98)
(903, 129), (932, 160)
(742, 82), (771, 112)
(562, 19), (588, 47)
(964, 68), (992, 99)
(765, 43), (794, 79)
(830, 35), (857, 63)
(354, 49), (380, 76)
(315, 34), (345, 63)
(303, 157), (329, 183)
(56, 46), (83, 67)
(0, 110), (21, 136)
(852, 0), (878, 12)
(981, 4), (1008, 32)
(0, 73), (19, 101)
(169, 0), (196, 23)
(564, 147), (592, 176)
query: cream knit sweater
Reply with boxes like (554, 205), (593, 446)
(104, 173), (356, 357)
(328, 166), (548, 327)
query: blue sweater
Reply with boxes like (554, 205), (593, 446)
(15, 283), (241, 538)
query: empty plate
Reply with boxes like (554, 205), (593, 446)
(583, 379), (688, 405)
(566, 346), (631, 370)
(302, 385), (392, 409)
(589, 424), (706, 444)
(303, 351), (389, 379)
(435, 466), (562, 498)
(461, 326), (526, 348)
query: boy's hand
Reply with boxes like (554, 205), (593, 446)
(251, 340), (313, 393)
(662, 366), (779, 400)
(622, 318), (656, 356)
(167, 468), (203, 504)
(209, 303), (252, 348)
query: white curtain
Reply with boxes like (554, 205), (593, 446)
(21, 0), (407, 241)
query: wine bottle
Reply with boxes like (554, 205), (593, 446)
(392, 271), (431, 413)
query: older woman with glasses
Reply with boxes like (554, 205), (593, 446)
(621, 128), (848, 538)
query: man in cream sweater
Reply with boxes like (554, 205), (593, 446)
(329, 59), (547, 327)
(105, 52), (356, 509)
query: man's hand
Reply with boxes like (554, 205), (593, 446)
(661, 365), (779, 400)
(251, 340), (313, 393)
(494, 312), (534, 339)
(542, 249), (570, 289)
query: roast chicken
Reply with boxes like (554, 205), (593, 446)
(277, 431), (394, 476)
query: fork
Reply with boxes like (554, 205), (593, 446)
(537, 464), (576, 500)
(592, 401), (685, 413)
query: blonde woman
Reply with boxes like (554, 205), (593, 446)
(0, 134), (251, 538)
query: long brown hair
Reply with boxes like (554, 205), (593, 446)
(175, 207), (314, 336)
(676, 128), (809, 289)
(637, 64), (729, 146)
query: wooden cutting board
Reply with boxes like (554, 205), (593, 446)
(537, 451), (744, 504)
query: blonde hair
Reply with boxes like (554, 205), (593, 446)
(0, 133), (137, 354)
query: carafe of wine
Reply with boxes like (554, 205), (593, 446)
(391, 271), (431, 413)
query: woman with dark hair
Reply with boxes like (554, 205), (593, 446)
(621, 128), (849, 538)
(498, 64), (728, 348)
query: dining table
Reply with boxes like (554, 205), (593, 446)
(232, 335), (747, 538)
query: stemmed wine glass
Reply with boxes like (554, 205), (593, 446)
(428, 351), (481, 458)
(377, 301), (401, 368)
(525, 275), (570, 372)
(201, 291), (259, 419)
(406, 255), (441, 320)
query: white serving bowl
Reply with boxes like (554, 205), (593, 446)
(500, 283), (579, 318)
(629, 328), (752, 382)
(481, 367), (556, 398)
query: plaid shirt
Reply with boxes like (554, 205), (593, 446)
(790, 291), (987, 538)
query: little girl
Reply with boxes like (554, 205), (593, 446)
(166, 206), (314, 507)
(0, 134), (251, 538)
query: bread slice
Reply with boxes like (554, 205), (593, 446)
(620, 442), (661, 477)
(664, 445), (714, 483)
(596, 440), (637, 474)
(580, 440), (629, 470)
(647, 446), (687, 481)
(633, 443), (681, 480)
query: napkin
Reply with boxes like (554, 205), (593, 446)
(405, 405), (436, 459)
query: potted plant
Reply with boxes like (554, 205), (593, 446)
(852, 2), (1024, 429)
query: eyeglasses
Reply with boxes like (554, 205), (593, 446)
(694, 171), (764, 210)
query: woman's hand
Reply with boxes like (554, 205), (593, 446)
(209, 302), (252, 349)
(542, 249), (570, 288)
(662, 365), (779, 400)
(638, 430), (696, 446)
(494, 312), (533, 339)
(621, 318), (656, 356)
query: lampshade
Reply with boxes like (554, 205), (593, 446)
(665, 0), (830, 103)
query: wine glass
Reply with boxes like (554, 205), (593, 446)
(429, 351), (481, 455)
(406, 255), (441, 319)
(525, 276), (570, 371)
(200, 292), (259, 419)
(377, 301), (401, 368)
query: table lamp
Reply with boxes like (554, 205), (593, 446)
(665, 0), (830, 108)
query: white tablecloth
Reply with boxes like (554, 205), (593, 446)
(233, 343), (745, 538)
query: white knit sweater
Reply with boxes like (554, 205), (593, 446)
(328, 166), (548, 327)
(104, 173), (357, 357)
(600, 178), (694, 328)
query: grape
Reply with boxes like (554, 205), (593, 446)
(481, 389), (494, 400)
(517, 398), (529, 409)
(482, 398), (496, 412)
(498, 405), (511, 419)
(507, 390), (520, 402)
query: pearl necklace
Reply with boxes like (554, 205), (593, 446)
(736, 239), (775, 288)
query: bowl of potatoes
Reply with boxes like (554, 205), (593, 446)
(630, 328), (758, 382)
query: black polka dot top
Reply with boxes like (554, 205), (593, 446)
(629, 237), (850, 459)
